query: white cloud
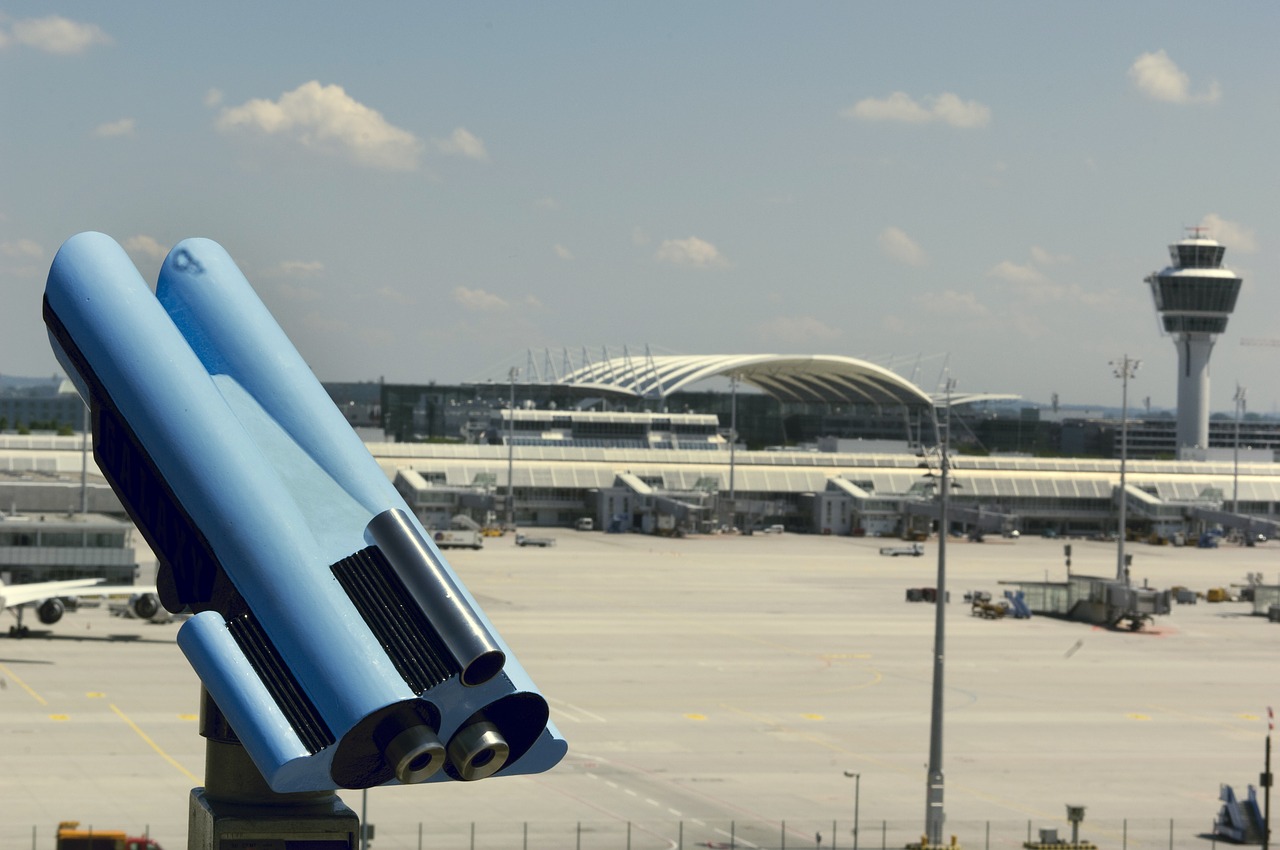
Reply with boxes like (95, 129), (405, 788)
(755, 315), (841, 346)
(204, 88), (224, 109)
(554, 244), (574, 261)
(216, 81), (423, 171)
(1200, 213), (1257, 253)
(433, 127), (488, 161)
(275, 260), (325, 277)
(929, 92), (992, 129)
(655, 236), (729, 268)
(631, 227), (651, 246)
(122, 235), (166, 261)
(1, 238), (42, 259)
(1129, 50), (1220, 104)
(453, 286), (509, 311)
(376, 286), (414, 306)
(1029, 246), (1071, 266)
(878, 226), (928, 267)
(988, 260), (1047, 285)
(92, 118), (135, 138)
(5, 16), (110, 54)
(843, 91), (990, 128)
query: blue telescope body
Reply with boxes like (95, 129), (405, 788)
(43, 232), (566, 792)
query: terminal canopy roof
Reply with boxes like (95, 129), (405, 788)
(558, 354), (933, 407)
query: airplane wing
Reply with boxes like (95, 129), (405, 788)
(0, 580), (160, 619)
(0, 579), (105, 610)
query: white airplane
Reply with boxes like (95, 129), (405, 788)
(0, 578), (163, 637)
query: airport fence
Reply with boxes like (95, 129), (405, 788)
(329, 816), (1229, 850)
(6, 816), (1232, 850)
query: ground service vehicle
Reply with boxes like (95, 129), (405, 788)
(879, 543), (924, 557)
(516, 532), (556, 547)
(432, 529), (483, 549)
(57, 821), (162, 850)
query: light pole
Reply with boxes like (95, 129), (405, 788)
(727, 372), (738, 530)
(843, 771), (861, 850)
(1234, 384), (1246, 514)
(506, 366), (517, 530)
(924, 377), (954, 847)
(1111, 356), (1139, 583)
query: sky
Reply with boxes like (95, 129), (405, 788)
(2, 3), (1278, 413)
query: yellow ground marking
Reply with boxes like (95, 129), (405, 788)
(0, 661), (48, 706)
(178, 713), (198, 721)
(86, 692), (106, 698)
(1127, 713), (1151, 721)
(1239, 713), (1260, 721)
(683, 713), (707, 721)
(109, 703), (199, 781)
(49, 714), (69, 721)
(801, 713), (824, 721)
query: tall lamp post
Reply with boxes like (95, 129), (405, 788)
(727, 372), (738, 530)
(506, 366), (518, 529)
(1111, 356), (1139, 583)
(843, 771), (861, 850)
(924, 377), (954, 847)
(1234, 384), (1247, 514)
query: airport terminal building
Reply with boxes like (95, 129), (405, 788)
(5, 352), (1280, 543)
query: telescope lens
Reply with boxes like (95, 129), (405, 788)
(385, 724), (446, 784)
(447, 719), (510, 781)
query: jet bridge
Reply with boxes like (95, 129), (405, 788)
(998, 574), (1171, 630)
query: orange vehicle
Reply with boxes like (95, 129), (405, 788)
(55, 821), (162, 850)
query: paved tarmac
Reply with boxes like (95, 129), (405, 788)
(1, 532), (1277, 850)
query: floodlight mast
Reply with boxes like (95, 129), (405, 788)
(924, 378), (954, 847)
(1111, 356), (1139, 583)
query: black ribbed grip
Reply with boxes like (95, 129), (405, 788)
(331, 546), (459, 693)
(225, 612), (335, 754)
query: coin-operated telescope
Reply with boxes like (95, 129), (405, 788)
(43, 233), (566, 800)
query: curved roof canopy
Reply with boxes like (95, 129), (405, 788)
(558, 354), (933, 407)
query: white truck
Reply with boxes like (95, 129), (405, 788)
(433, 529), (483, 550)
(879, 542), (924, 557)
(515, 532), (555, 548)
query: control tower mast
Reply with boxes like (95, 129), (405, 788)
(1145, 229), (1243, 452)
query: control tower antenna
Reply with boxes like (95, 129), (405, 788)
(1145, 229), (1244, 452)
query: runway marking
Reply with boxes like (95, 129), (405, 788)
(0, 661), (48, 706)
(49, 714), (69, 721)
(684, 713), (707, 720)
(109, 703), (199, 782)
(801, 713), (824, 721)
(548, 697), (608, 723)
(86, 691), (106, 698)
(179, 713), (198, 721)
(1126, 713), (1151, 721)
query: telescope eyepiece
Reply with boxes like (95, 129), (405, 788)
(448, 719), (510, 781)
(384, 724), (446, 784)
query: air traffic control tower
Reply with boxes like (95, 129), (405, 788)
(1145, 231), (1243, 452)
